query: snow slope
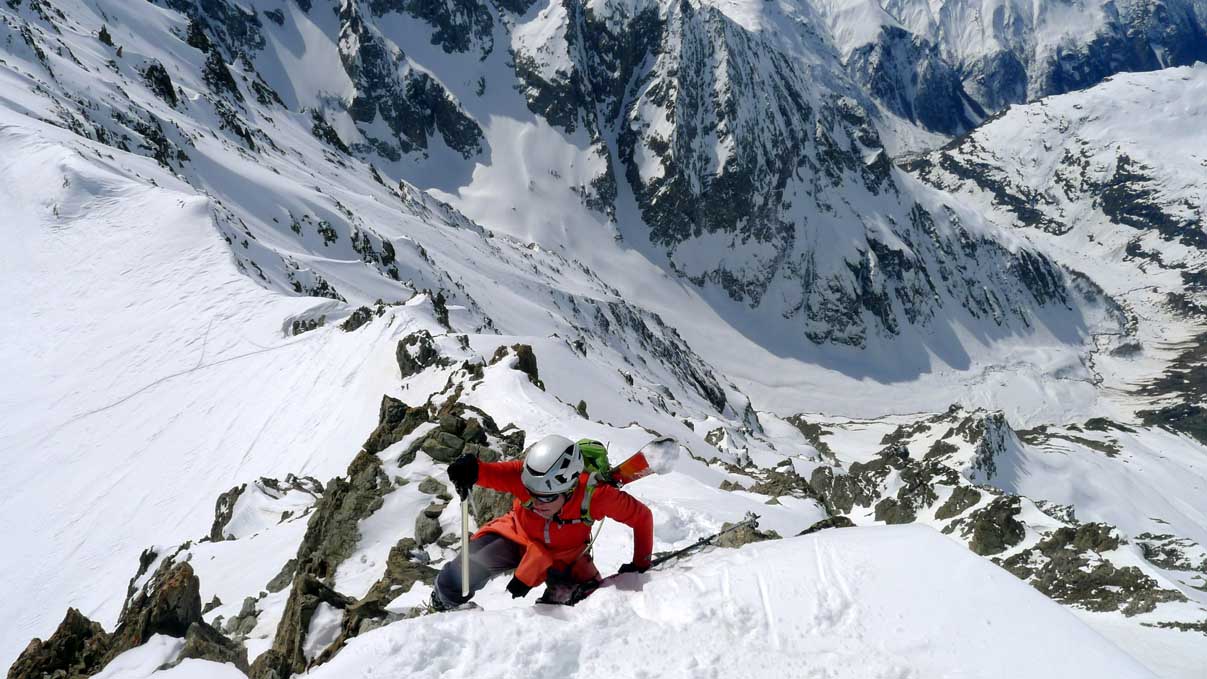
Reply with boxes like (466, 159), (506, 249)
(0, 108), (403, 659)
(307, 526), (1156, 679)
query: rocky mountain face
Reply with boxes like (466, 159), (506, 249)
(815, 0), (1207, 135)
(3, 0), (1113, 350)
(507, 0), (1104, 347)
(906, 65), (1207, 444)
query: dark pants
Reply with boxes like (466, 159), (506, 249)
(434, 534), (602, 607)
(434, 533), (524, 607)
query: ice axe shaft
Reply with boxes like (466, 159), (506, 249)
(460, 494), (470, 598)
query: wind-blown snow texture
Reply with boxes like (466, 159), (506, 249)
(2, 0), (1207, 678)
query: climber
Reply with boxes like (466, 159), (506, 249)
(431, 434), (654, 609)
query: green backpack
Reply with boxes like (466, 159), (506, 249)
(577, 438), (612, 478)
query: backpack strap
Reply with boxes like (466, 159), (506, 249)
(579, 473), (600, 524)
(550, 473), (601, 526)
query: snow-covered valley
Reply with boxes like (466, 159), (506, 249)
(2, 0), (1206, 678)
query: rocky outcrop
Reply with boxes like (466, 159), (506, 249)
(798, 405), (1191, 620)
(846, 25), (984, 135)
(956, 496), (1025, 556)
(240, 394), (525, 677)
(797, 516), (856, 537)
(1001, 524), (1187, 615)
(7, 608), (112, 679)
(9, 561), (245, 679)
(360, 395), (432, 456)
(291, 452), (393, 584)
(489, 343), (543, 389)
(337, 1), (483, 161)
(111, 562), (203, 650)
(716, 520), (781, 548)
(166, 622), (249, 673)
(396, 329), (450, 379)
(248, 576), (355, 679)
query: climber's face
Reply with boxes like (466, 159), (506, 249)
(530, 492), (569, 519)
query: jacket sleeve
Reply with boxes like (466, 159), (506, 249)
(475, 460), (529, 498)
(592, 485), (654, 568)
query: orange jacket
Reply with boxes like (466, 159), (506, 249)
(473, 460), (654, 587)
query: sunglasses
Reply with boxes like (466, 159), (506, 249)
(530, 492), (566, 504)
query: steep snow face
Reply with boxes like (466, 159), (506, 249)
(812, 0), (1207, 134)
(908, 65), (1207, 425)
(307, 526), (1156, 679)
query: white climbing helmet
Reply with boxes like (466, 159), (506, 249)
(521, 434), (584, 496)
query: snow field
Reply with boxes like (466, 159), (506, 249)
(304, 526), (1157, 679)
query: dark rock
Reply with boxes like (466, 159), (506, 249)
(396, 329), (449, 379)
(202, 595), (222, 614)
(310, 109), (349, 154)
(209, 483), (246, 542)
(202, 49), (242, 102)
(873, 497), (916, 525)
(438, 414), (465, 436)
(847, 25), (982, 135)
(414, 503), (445, 546)
(360, 538), (437, 610)
(962, 496), (1025, 556)
(420, 431), (465, 462)
(224, 596), (259, 640)
(266, 559), (297, 594)
(143, 61), (178, 107)
(716, 521), (781, 549)
(7, 608), (112, 679)
(111, 562), (203, 651)
(490, 344), (543, 389)
(165, 621), (248, 673)
(185, 17), (211, 52)
(470, 485), (513, 526)
(361, 396), (430, 455)
(1139, 402), (1207, 447)
(248, 575), (354, 679)
(291, 451), (392, 583)
(1001, 523), (1186, 615)
(934, 486), (981, 520)
(747, 468), (818, 500)
(311, 538), (438, 666)
(338, 3), (483, 159)
(797, 516), (855, 536)
(460, 417), (486, 444)
(339, 306), (374, 332)
(417, 476), (448, 497)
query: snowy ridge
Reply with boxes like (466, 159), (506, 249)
(308, 526), (1156, 679)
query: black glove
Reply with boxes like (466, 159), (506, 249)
(447, 453), (478, 499)
(506, 576), (533, 599)
(618, 561), (649, 574)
